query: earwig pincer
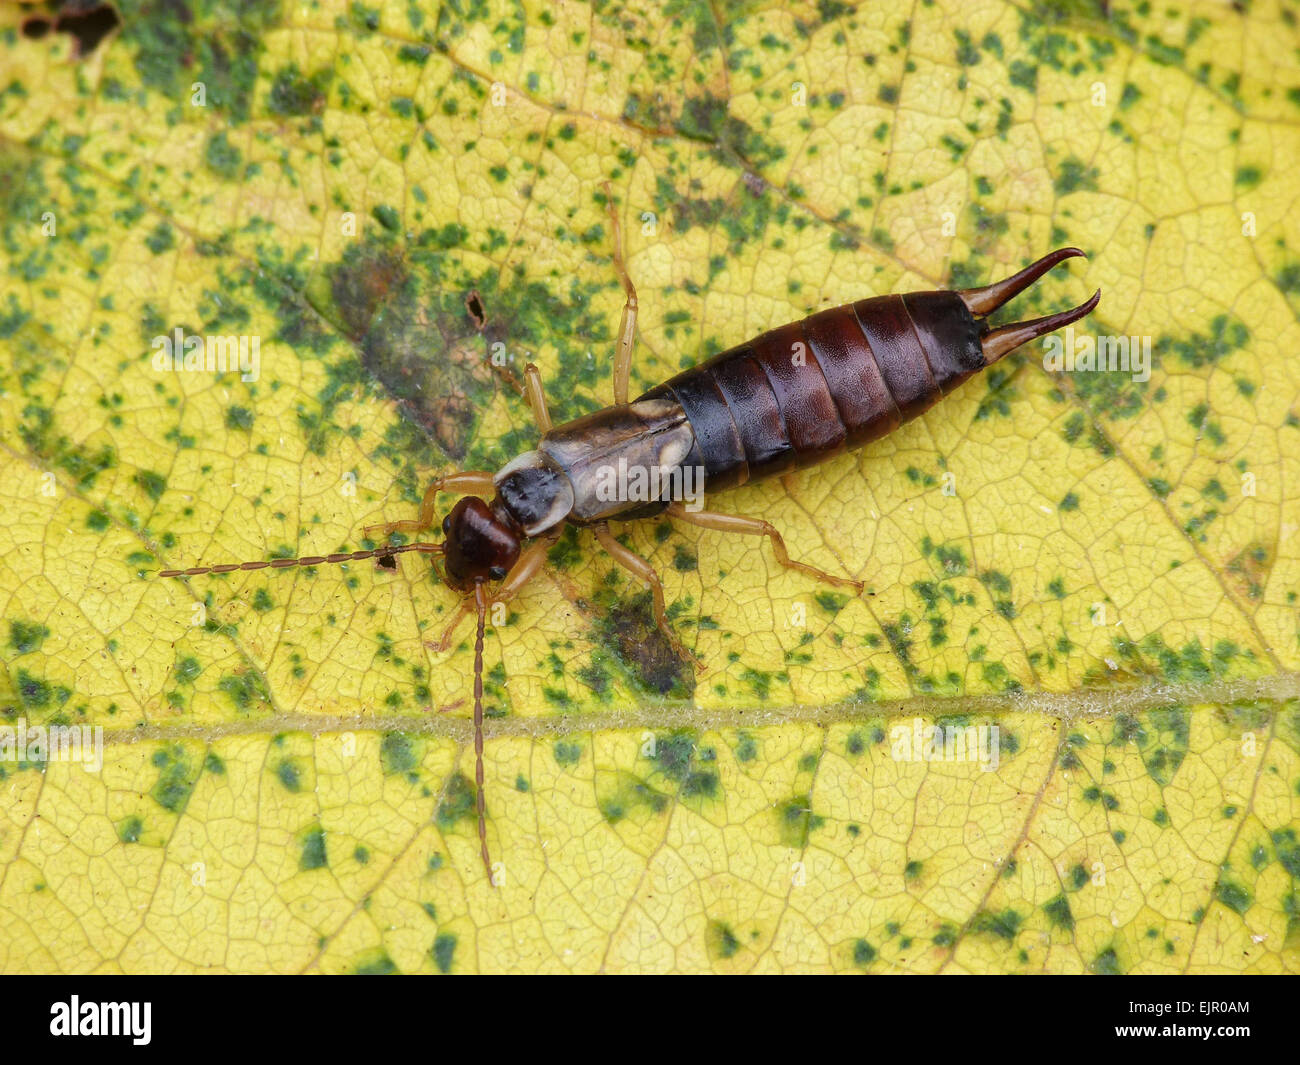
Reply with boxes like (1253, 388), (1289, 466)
(161, 184), (1100, 883)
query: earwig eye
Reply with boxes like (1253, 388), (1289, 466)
(489, 565), (507, 581)
(442, 515), (452, 536)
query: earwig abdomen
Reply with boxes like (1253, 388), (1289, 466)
(639, 289), (986, 491)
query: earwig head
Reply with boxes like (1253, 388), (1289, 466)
(440, 496), (522, 592)
(958, 248), (1101, 364)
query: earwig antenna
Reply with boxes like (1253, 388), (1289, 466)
(471, 581), (494, 885)
(158, 541), (443, 578)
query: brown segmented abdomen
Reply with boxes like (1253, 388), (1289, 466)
(637, 289), (987, 493)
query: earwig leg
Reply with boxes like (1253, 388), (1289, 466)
(602, 181), (638, 407)
(430, 600), (474, 653)
(666, 504), (864, 593)
(426, 535), (556, 653)
(592, 525), (702, 668)
(488, 535), (554, 607)
(363, 471), (496, 539)
(524, 363), (552, 433)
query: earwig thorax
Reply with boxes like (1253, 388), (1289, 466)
(493, 450), (575, 535)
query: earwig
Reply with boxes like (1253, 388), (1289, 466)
(160, 184), (1100, 885)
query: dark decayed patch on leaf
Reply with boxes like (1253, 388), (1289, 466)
(1042, 893), (1074, 930)
(1138, 705), (1189, 786)
(204, 131), (242, 179)
(644, 730), (718, 804)
(15, 402), (119, 491)
(117, 0), (282, 124)
(317, 238), (490, 461)
(353, 948), (398, 975)
(776, 794), (824, 848)
(1214, 876), (1251, 915)
(150, 744), (199, 813)
(588, 587), (694, 698)
(1158, 315), (1249, 369)
(276, 759), (302, 792)
(267, 62), (332, 116)
(9, 619), (50, 655)
(852, 939), (877, 968)
(380, 732), (419, 775)
(436, 772), (476, 830)
(218, 670), (272, 713)
(675, 91), (786, 170)
(431, 932), (457, 974)
(705, 919), (741, 961)
(117, 816), (143, 844)
(299, 825), (328, 870)
(311, 215), (619, 464)
(971, 908), (1022, 941)
(597, 770), (670, 824)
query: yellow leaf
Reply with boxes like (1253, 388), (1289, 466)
(0, 0), (1297, 973)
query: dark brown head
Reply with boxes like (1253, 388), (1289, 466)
(440, 497), (521, 592)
